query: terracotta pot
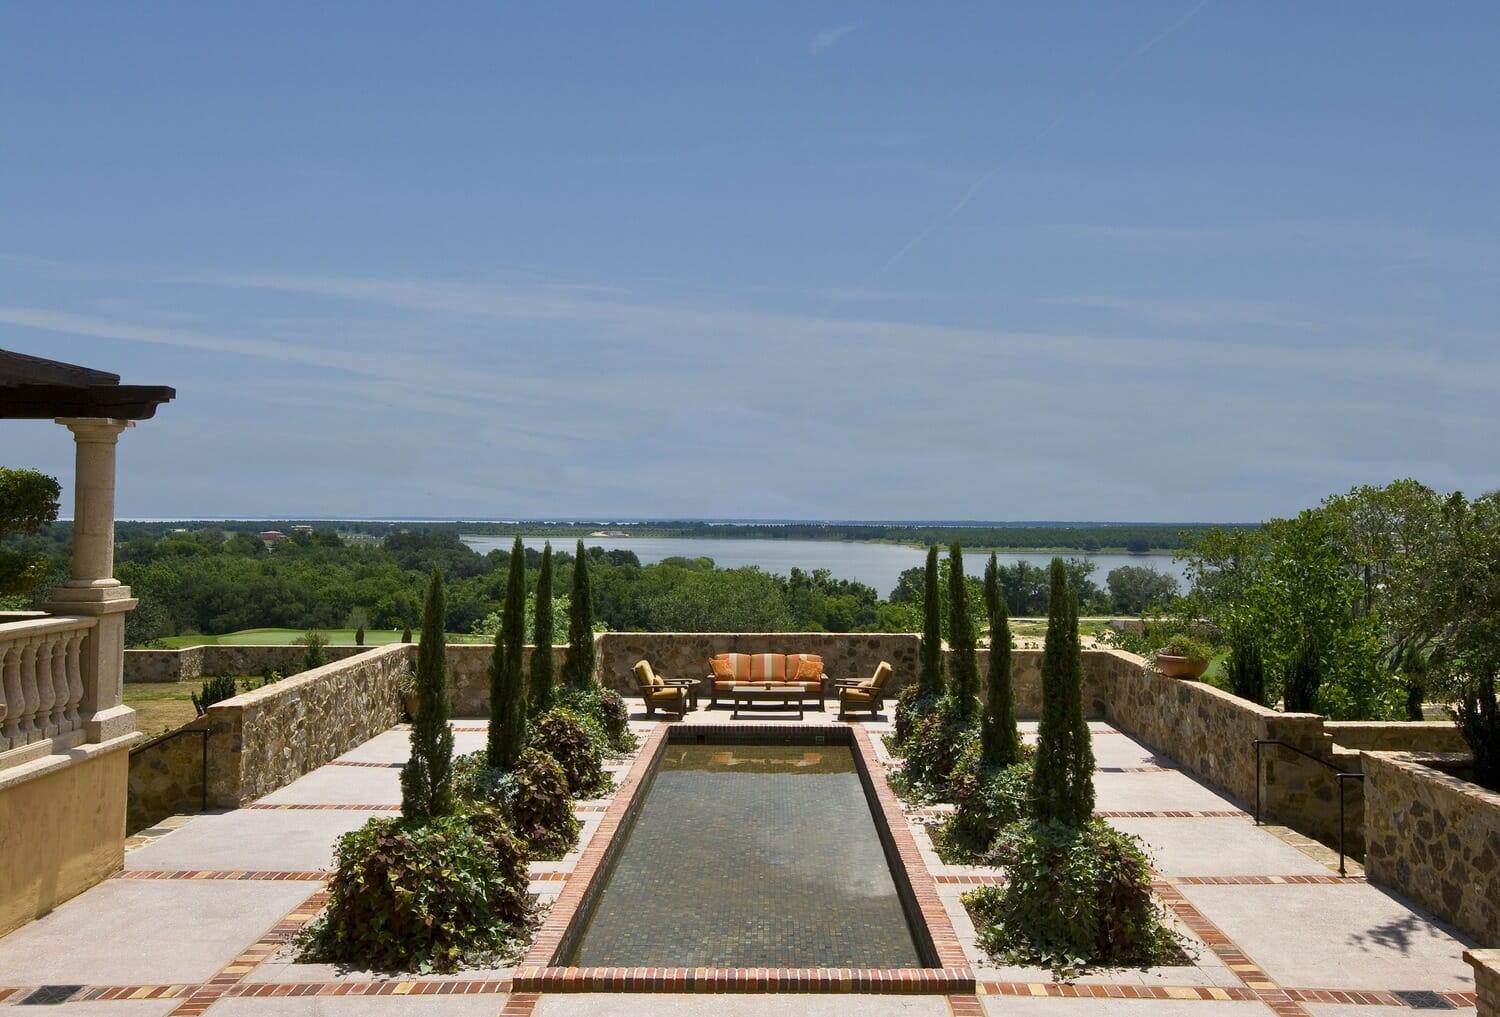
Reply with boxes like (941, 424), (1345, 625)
(1155, 653), (1209, 680)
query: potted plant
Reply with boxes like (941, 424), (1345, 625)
(397, 663), (419, 720)
(1154, 635), (1213, 680)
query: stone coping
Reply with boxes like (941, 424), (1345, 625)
(204, 644), (411, 711)
(514, 722), (974, 994)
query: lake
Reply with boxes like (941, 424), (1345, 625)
(459, 534), (1187, 600)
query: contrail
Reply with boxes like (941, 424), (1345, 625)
(827, 0), (1213, 311)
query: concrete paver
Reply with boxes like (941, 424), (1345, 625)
(1105, 817), (1333, 877)
(256, 765), (402, 806)
(981, 1000), (1266, 1017)
(533, 994), (951, 1016)
(0, 878), (314, 985)
(124, 807), (388, 872)
(210, 996), (510, 1016)
(1178, 882), (1474, 991)
(1092, 769), (1241, 813)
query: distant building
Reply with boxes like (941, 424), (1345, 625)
(258, 530), (288, 543)
(291, 525), (314, 534)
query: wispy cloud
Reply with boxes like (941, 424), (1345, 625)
(810, 22), (858, 55)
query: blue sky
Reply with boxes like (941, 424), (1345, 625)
(3, 3), (1497, 522)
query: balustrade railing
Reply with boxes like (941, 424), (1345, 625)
(0, 615), (97, 769)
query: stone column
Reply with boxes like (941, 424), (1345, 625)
(1468, 950), (1499, 1017)
(42, 418), (138, 743)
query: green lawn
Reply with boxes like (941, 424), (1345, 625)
(155, 628), (483, 648)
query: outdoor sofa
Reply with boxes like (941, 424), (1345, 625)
(706, 652), (826, 709)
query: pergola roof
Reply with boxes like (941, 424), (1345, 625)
(0, 349), (175, 420)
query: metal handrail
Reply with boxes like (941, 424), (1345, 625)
(1252, 738), (1365, 876)
(130, 725), (209, 812)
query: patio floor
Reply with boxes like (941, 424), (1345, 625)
(0, 701), (1478, 1017)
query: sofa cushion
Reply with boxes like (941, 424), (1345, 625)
(785, 653), (821, 679)
(747, 653), (786, 681)
(709, 657), (735, 680)
(712, 653), (753, 681)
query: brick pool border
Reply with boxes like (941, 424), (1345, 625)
(514, 722), (974, 994)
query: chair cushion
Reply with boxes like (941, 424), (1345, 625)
(633, 660), (654, 686)
(646, 687), (680, 702)
(747, 653), (786, 681)
(842, 688), (876, 704)
(650, 673), (664, 686)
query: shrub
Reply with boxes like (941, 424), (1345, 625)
(941, 740), (1035, 859)
(947, 543), (980, 720)
(191, 675), (239, 715)
(1283, 634), (1323, 712)
(401, 626), (412, 643)
(529, 709), (608, 798)
(451, 750), (515, 807)
(355, 625), (365, 647)
(963, 819), (1182, 976)
(1225, 625), (1266, 705)
(401, 568), (455, 821)
(899, 700), (977, 800)
(556, 684), (635, 753)
(1030, 559), (1095, 827)
(507, 747), (580, 859)
(982, 552), (1022, 767)
(561, 539), (597, 689)
(918, 546), (945, 700)
(299, 806), (535, 974)
(529, 542), (556, 715)
(488, 538), (528, 769)
(893, 684), (938, 747)
(301, 630), (327, 671)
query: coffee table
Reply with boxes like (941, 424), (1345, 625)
(730, 685), (805, 719)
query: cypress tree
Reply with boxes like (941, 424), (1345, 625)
(982, 552), (1022, 767)
(947, 543), (979, 719)
(488, 538), (528, 768)
(561, 539), (597, 689)
(400, 568), (455, 821)
(529, 542), (555, 716)
(918, 546), (945, 700)
(1030, 558), (1095, 827)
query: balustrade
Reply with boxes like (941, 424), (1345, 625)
(0, 616), (96, 765)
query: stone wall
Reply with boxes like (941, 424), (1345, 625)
(1363, 751), (1500, 945)
(1326, 721), (1467, 753)
(127, 727), (207, 834)
(446, 643), (569, 717)
(196, 644), (414, 807)
(1467, 951), (1500, 1017)
(125, 644), (369, 683)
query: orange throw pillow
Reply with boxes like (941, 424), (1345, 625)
(794, 658), (822, 681)
(709, 657), (735, 680)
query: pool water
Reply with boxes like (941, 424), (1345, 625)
(563, 743), (923, 968)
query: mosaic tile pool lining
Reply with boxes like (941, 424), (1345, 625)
(563, 742), (923, 968)
(516, 723), (973, 994)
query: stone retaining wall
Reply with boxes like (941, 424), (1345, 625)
(446, 643), (570, 717)
(1325, 721), (1467, 753)
(127, 728), (207, 834)
(125, 644), (368, 683)
(1363, 751), (1500, 946)
(1467, 950), (1500, 1017)
(195, 644), (414, 807)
